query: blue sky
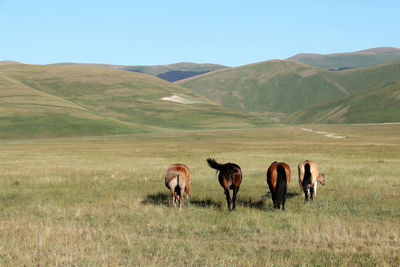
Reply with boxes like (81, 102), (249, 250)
(1, 0), (399, 66)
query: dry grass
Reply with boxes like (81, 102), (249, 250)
(0, 124), (399, 266)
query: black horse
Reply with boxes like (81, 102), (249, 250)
(207, 158), (242, 211)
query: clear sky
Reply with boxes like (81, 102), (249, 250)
(1, 0), (399, 67)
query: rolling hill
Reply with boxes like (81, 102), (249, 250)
(0, 63), (265, 138)
(178, 59), (400, 123)
(54, 62), (229, 82)
(286, 80), (400, 124)
(289, 47), (400, 70)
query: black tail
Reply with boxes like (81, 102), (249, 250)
(276, 165), (287, 207)
(207, 158), (224, 172)
(303, 163), (312, 189)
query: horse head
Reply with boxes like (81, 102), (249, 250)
(317, 173), (326, 186)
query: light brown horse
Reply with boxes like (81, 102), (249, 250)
(164, 163), (191, 209)
(298, 160), (325, 201)
(207, 158), (242, 211)
(267, 162), (291, 210)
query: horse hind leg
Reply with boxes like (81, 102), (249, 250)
(224, 188), (232, 211)
(282, 187), (287, 211)
(232, 187), (238, 211)
(179, 191), (184, 210)
(310, 186), (314, 200)
(303, 185), (309, 202)
(170, 189), (176, 208)
(275, 197), (281, 210)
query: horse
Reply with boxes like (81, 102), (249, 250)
(267, 161), (291, 210)
(164, 163), (191, 210)
(298, 160), (325, 201)
(207, 158), (242, 211)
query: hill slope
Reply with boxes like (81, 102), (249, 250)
(0, 63), (264, 138)
(290, 47), (400, 70)
(286, 81), (400, 124)
(178, 59), (400, 122)
(54, 62), (229, 82)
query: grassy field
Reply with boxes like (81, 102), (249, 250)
(0, 124), (399, 266)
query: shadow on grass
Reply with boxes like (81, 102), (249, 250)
(142, 192), (170, 206)
(238, 192), (300, 210)
(142, 192), (221, 209)
(142, 191), (300, 210)
(287, 192), (300, 199)
(237, 198), (266, 210)
(189, 198), (221, 209)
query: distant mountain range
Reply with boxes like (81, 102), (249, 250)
(39, 47), (400, 82)
(289, 47), (400, 70)
(52, 62), (229, 82)
(1, 46), (399, 138)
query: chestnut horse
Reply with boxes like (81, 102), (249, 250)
(207, 158), (242, 211)
(267, 161), (291, 210)
(164, 163), (191, 209)
(298, 160), (325, 201)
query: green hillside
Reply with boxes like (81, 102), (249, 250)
(286, 81), (400, 124)
(290, 47), (400, 70)
(179, 60), (338, 115)
(178, 59), (400, 122)
(0, 63), (265, 138)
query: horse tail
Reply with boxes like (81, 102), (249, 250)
(207, 158), (223, 172)
(276, 165), (287, 205)
(304, 163), (312, 189)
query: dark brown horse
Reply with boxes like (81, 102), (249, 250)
(267, 161), (291, 210)
(207, 158), (242, 211)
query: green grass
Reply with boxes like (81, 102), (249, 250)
(287, 81), (400, 124)
(179, 59), (400, 122)
(0, 63), (266, 138)
(0, 124), (399, 265)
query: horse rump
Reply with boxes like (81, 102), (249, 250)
(267, 162), (290, 211)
